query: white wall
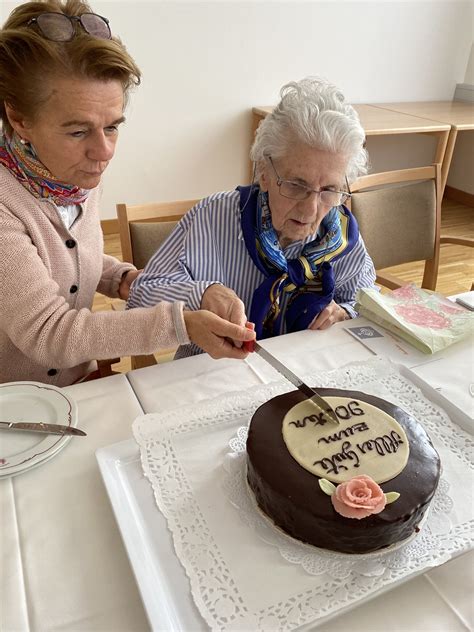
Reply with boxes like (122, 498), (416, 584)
(464, 42), (474, 85)
(2, 1), (473, 218)
(447, 41), (474, 194)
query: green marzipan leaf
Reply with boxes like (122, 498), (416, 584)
(385, 491), (400, 504)
(319, 478), (336, 496)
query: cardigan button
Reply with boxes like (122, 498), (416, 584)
(70, 284), (78, 294)
(47, 368), (58, 376)
(65, 239), (76, 248)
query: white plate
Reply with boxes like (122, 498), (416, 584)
(0, 381), (78, 478)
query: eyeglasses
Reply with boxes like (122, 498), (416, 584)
(27, 12), (111, 42)
(268, 156), (351, 206)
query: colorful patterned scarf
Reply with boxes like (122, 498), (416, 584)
(239, 186), (359, 339)
(0, 131), (89, 205)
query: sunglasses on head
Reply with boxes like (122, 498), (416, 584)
(27, 12), (111, 42)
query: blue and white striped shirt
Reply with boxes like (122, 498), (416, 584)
(128, 189), (376, 357)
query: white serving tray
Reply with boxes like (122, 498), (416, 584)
(96, 439), (206, 631)
(97, 366), (472, 631)
(97, 439), (420, 632)
(96, 445), (467, 630)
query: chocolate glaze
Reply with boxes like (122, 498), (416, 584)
(246, 389), (440, 554)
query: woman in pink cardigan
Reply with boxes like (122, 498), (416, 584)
(0, 0), (255, 386)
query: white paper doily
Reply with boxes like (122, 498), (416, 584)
(134, 358), (474, 631)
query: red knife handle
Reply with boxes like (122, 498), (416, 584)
(243, 322), (256, 352)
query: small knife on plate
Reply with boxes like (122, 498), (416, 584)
(0, 421), (86, 436)
(247, 340), (339, 425)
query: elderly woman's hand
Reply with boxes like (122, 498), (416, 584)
(308, 300), (349, 330)
(201, 284), (247, 347)
(119, 269), (142, 300)
(183, 310), (256, 359)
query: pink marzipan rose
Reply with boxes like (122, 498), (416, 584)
(331, 475), (386, 519)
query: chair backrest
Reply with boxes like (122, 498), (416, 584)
(116, 199), (200, 268)
(115, 198), (200, 370)
(349, 164), (441, 290)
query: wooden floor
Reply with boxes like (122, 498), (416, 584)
(95, 197), (473, 373)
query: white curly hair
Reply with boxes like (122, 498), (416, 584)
(250, 76), (368, 183)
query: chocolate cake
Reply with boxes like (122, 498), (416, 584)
(246, 388), (440, 554)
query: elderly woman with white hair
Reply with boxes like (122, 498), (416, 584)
(128, 77), (377, 357)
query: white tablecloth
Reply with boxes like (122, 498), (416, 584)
(1, 375), (149, 632)
(127, 323), (371, 415)
(1, 321), (473, 631)
(128, 318), (473, 425)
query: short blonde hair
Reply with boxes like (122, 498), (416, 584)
(0, 0), (141, 135)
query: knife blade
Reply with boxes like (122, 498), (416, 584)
(0, 421), (86, 436)
(252, 342), (339, 425)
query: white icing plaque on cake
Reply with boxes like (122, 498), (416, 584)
(282, 396), (409, 484)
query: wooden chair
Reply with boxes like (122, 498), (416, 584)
(117, 200), (199, 267)
(349, 165), (442, 291)
(116, 198), (200, 369)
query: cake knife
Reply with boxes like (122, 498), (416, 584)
(0, 421), (87, 436)
(247, 340), (340, 425)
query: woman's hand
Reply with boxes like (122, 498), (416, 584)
(201, 284), (247, 347)
(308, 300), (349, 330)
(183, 310), (256, 359)
(119, 269), (142, 300)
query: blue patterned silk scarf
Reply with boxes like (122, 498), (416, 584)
(239, 185), (359, 339)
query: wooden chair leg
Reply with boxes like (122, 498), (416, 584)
(96, 358), (120, 378)
(422, 257), (439, 291)
(131, 354), (157, 370)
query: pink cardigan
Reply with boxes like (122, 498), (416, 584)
(0, 166), (189, 386)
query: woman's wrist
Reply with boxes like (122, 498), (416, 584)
(118, 268), (140, 301)
(174, 303), (191, 345)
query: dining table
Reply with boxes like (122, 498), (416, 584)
(370, 101), (474, 194)
(1, 314), (473, 631)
